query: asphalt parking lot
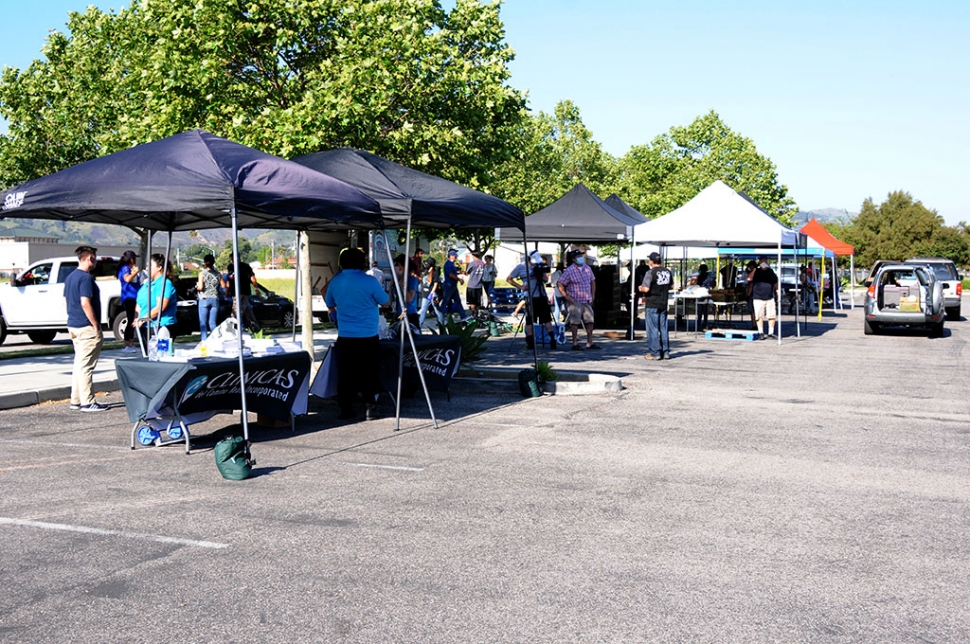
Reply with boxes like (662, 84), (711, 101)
(1, 307), (968, 643)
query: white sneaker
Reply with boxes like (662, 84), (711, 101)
(121, 345), (136, 353)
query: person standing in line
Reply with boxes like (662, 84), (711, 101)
(557, 249), (600, 350)
(65, 246), (107, 412)
(392, 253), (421, 329)
(196, 253), (221, 341)
(464, 250), (486, 316)
(367, 260), (386, 290)
(135, 253), (178, 342)
(325, 247), (390, 421)
(223, 261), (262, 332)
(741, 260), (758, 330)
(690, 263), (714, 330)
(418, 257), (441, 327)
(630, 259), (649, 328)
(441, 248), (466, 319)
(507, 251), (557, 351)
(481, 254), (498, 308)
(639, 252), (673, 360)
(749, 255), (779, 340)
(117, 250), (141, 353)
(410, 247), (425, 276)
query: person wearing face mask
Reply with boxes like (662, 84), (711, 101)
(557, 249), (600, 350)
(748, 256), (779, 339)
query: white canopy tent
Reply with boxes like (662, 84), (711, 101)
(633, 181), (806, 343)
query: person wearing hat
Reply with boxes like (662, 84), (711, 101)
(464, 250), (486, 315)
(196, 253), (222, 341)
(638, 252), (672, 360)
(507, 251), (557, 350)
(117, 249), (142, 353)
(441, 248), (466, 319)
(557, 248), (600, 350)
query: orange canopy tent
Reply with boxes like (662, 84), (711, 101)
(799, 218), (856, 310)
(799, 218), (854, 255)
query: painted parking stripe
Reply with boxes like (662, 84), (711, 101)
(0, 517), (229, 549)
(340, 462), (425, 472)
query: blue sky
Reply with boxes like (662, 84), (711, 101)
(2, 1), (968, 223)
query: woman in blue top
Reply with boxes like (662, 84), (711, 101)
(135, 253), (178, 342)
(116, 250), (142, 353)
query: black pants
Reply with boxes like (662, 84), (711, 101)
(123, 298), (137, 342)
(336, 335), (380, 412)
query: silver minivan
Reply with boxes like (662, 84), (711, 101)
(905, 257), (962, 321)
(864, 263), (945, 337)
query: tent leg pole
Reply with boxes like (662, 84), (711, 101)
(850, 255), (856, 310)
(293, 230), (300, 342)
(629, 233), (635, 340)
(145, 233), (153, 347)
(230, 206), (252, 459)
(522, 231), (540, 378)
(776, 242), (782, 344)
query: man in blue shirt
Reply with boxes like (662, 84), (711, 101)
(325, 247), (390, 421)
(440, 248), (466, 319)
(63, 246), (106, 412)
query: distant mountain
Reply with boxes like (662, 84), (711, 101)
(0, 218), (305, 250)
(792, 208), (856, 226)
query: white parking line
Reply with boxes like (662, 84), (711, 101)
(0, 517), (229, 549)
(0, 438), (131, 451)
(339, 462), (425, 472)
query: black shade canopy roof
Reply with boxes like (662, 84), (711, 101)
(497, 183), (646, 242)
(0, 130), (382, 232)
(291, 148), (525, 231)
(604, 193), (648, 223)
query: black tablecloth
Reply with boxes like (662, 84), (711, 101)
(115, 352), (312, 423)
(310, 335), (463, 399)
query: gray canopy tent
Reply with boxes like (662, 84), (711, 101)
(496, 184), (647, 337)
(0, 130), (383, 460)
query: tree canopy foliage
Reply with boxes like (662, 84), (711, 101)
(0, 0), (525, 191)
(491, 100), (617, 216)
(831, 191), (969, 267)
(616, 111), (797, 224)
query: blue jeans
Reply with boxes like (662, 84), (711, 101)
(644, 307), (669, 357)
(198, 297), (219, 340)
(440, 282), (465, 317)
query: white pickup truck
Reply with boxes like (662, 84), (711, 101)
(0, 256), (125, 345)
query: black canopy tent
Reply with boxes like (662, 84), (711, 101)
(495, 183), (645, 243)
(495, 184), (648, 338)
(292, 148), (527, 429)
(0, 130), (383, 459)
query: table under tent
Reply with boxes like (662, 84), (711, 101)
(632, 180), (807, 344)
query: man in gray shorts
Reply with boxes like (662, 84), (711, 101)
(556, 249), (600, 350)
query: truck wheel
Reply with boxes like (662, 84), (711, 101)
(946, 305), (961, 322)
(0, 317), (6, 345)
(112, 310), (129, 342)
(929, 320), (945, 338)
(864, 318), (879, 335)
(27, 330), (57, 344)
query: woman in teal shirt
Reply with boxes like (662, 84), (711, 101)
(135, 253), (178, 339)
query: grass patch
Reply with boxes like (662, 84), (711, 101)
(258, 277), (296, 299)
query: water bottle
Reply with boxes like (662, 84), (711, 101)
(156, 326), (172, 357)
(147, 336), (159, 361)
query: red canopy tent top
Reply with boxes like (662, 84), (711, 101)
(800, 218), (854, 255)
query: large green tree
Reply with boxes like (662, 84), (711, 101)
(0, 0), (525, 191)
(616, 111), (797, 223)
(491, 100), (618, 217)
(843, 191), (969, 267)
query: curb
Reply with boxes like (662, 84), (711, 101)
(0, 378), (120, 411)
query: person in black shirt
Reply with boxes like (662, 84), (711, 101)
(639, 252), (673, 360)
(748, 256), (779, 339)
